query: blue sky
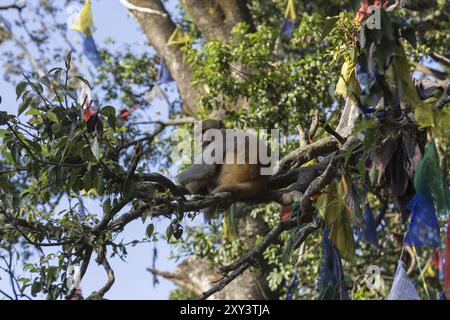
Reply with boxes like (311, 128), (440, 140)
(0, 0), (191, 300)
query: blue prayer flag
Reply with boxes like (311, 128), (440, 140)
(281, 19), (296, 38)
(405, 193), (440, 248)
(81, 34), (103, 65)
(285, 271), (299, 300)
(157, 57), (174, 85)
(318, 229), (349, 300)
(360, 205), (378, 247)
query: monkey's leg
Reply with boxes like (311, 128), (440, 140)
(211, 181), (265, 200)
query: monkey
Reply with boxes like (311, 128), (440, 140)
(177, 119), (270, 218)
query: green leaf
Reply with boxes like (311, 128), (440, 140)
(402, 27), (417, 49)
(74, 76), (92, 89)
(46, 111), (59, 123)
(351, 0), (361, 12)
(31, 281), (42, 297)
(96, 174), (105, 196)
(39, 76), (51, 89)
(27, 140), (42, 155)
(146, 224), (155, 238)
(166, 223), (174, 241)
(102, 198), (111, 216)
(90, 137), (100, 160)
(101, 106), (117, 129)
(101, 106), (116, 118)
(0, 111), (8, 125)
(380, 10), (394, 41)
(16, 81), (28, 100)
(322, 16), (339, 40)
(122, 178), (134, 200)
(18, 96), (32, 116)
(65, 51), (72, 70)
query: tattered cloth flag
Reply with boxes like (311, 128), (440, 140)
(404, 193), (440, 249)
(387, 261), (420, 300)
(316, 179), (356, 261)
(317, 229), (349, 300)
(280, 0), (297, 38)
(70, 0), (103, 65)
(360, 204), (378, 248)
(157, 57), (174, 85)
(445, 218), (450, 299)
(80, 33), (102, 65)
(413, 141), (450, 217)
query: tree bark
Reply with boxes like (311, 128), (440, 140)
(154, 215), (278, 300)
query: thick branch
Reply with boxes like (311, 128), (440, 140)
(147, 268), (203, 295)
(276, 136), (340, 174)
(180, 0), (230, 41)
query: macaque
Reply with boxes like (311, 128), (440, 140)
(177, 119), (270, 217)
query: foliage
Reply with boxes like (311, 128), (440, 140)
(0, 0), (449, 300)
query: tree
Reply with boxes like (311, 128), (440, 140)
(0, 0), (449, 300)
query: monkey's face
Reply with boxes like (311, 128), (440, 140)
(197, 120), (226, 149)
(199, 120), (225, 132)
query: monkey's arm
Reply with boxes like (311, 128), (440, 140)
(177, 163), (219, 194)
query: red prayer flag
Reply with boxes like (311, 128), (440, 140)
(445, 218), (450, 299)
(83, 107), (95, 121)
(119, 108), (131, 121)
(280, 206), (292, 222)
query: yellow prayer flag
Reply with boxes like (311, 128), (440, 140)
(167, 26), (191, 46)
(334, 59), (361, 100)
(71, 0), (94, 36)
(284, 0), (297, 21)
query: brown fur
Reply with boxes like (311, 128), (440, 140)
(179, 119), (269, 219)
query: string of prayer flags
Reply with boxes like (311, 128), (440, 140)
(317, 229), (349, 300)
(281, 0), (297, 38)
(413, 141), (450, 216)
(70, 0), (103, 65)
(157, 57), (174, 85)
(404, 193), (440, 249)
(316, 179), (356, 261)
(360, 205), (378, 248)
(387, 261), (420, 300)
(445, 218), (450, 299)
(167, 26), (191, 46)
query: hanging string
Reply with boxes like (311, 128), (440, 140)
(119, 0), (167, 17)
